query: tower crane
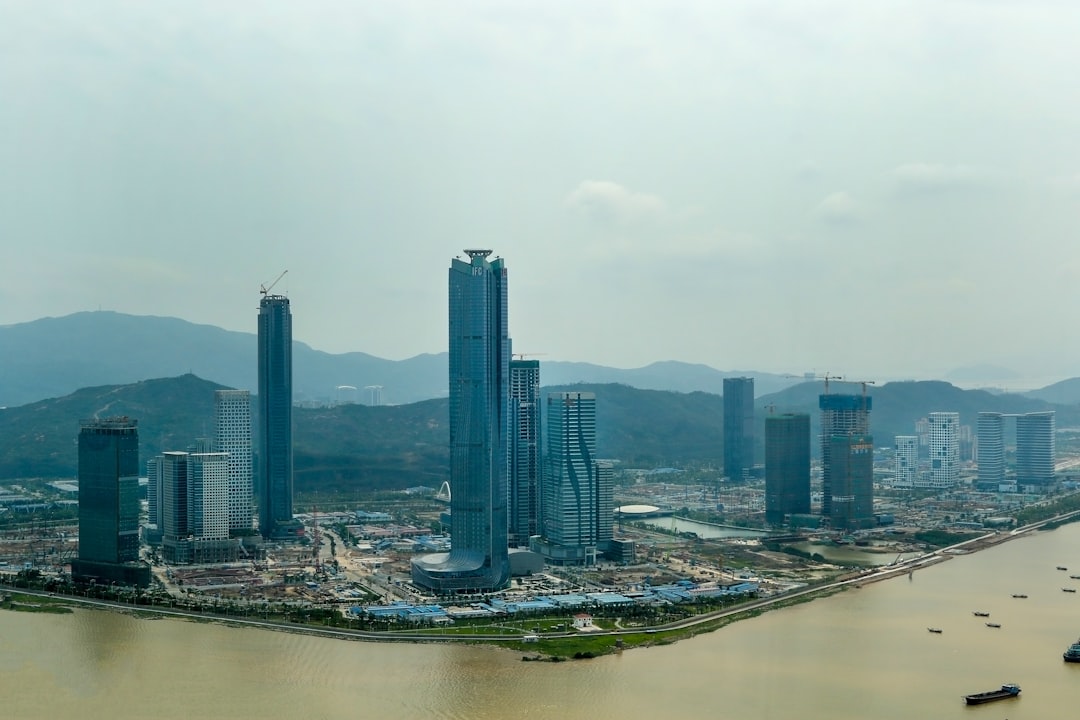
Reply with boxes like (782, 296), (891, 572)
(787, 372), (844, 394)
(260, 270), (288, 296)
(848, 379), (876, 412)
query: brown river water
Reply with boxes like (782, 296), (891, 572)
(3, 523), (1080, 719)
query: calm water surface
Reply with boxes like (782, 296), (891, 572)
(644, 516), (919, 565)
(641, 516), (768, 539)
(3, 524), (1080, 719)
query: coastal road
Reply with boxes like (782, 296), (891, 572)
(8, 509), (1080, 646)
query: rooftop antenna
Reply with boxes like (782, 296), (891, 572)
(260, 270), (288, 296)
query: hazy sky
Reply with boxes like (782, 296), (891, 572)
(3, 1), (1079, 383)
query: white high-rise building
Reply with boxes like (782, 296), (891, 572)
(160, 451), (233, 564)
(215, 390), (253, 533)
(894, 435), (918, 489)
(190, 453), (230, 543)
(927, 412), (960, 489)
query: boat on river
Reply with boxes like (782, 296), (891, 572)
(1064, 588), (1077, 593)
(985, 622), (1002, 628)
(1057, 566), (1068, 571)
(927, 627), (943, 634)
(1012, 593), (1028, 598)
(963, 683), (1021, 705)
(1064, 641), (1080, 663)
(972, 611), (990, 617)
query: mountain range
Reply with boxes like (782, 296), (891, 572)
(2, 373), (1078, 490)
(3, 311), (1080, 491)
(0, 311), (802, 408)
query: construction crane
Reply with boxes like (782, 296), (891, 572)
(260, 269), (288, 296)
(849, 379), (877, 412)
(787, 372), (844, 394)
(512, 353), (546, 361)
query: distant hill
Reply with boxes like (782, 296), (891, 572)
(7, 373), (1080, 493)
(944, 363), (1021, 385)
(540, 361), (795, 396)
(0, 374), (228, 478)
(0, 311), (442, 407)
(0, 311), (799, 408)
(0, 376), (727, 489)
(1024, 377), (1080, 405)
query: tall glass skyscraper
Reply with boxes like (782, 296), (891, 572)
(534, 391), (610, 565)
(828, 433), (875, 531)
(819, 393), (871, 519)
(765, 413), (810, 525)
(723, 377), (754, 481)
(71, 417), (149, 587)
(412, 250), (511, 593)
(976, 412), (1005, 489)
(258, 293), (297, 539)
(509, 359), (541, 547)
(1016, 411), (1055, 487)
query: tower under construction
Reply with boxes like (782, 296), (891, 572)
(819, 392), (873, 528)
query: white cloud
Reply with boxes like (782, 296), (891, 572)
(815, 191), (858, 223)
(565, 180), (667, 224)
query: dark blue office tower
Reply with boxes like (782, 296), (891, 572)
(257, 292), (298, 540)
(723, 377), (755, 481)
(412, 250), (511, 593)
(71, 417), (150, 587)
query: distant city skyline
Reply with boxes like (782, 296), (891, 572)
(4, 3), (1080, 383)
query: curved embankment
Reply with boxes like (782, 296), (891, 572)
(6, 511), (1079, 649)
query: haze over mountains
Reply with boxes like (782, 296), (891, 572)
(5, 312), (1078, 411)
(0, 312), (805, 408)
(4, 372), (1078, 488)
(3, 312), (1080, 488)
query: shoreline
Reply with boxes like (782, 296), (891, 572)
(3, 515), (1076, 656)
